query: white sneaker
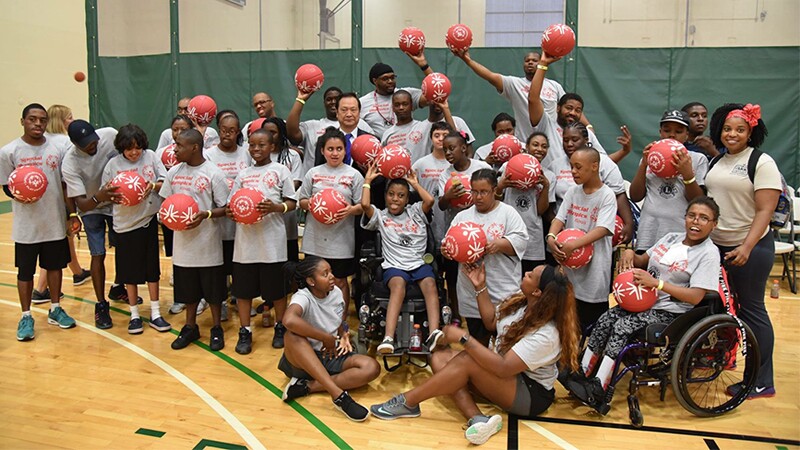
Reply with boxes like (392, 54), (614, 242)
(377, 336), (395, 354)
(250, 307), (257, 317)
(465, 414), (502, 445)
(169, 273), (174, 286)
(221, 301), (229, 322)
(196, 299), (209, 315)
(169, 302), (186, 314)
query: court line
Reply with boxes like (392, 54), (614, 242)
(521, 421), (578, 449)
(0, 298), (265, 450)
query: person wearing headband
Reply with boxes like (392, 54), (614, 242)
(369, 262), (579, 445)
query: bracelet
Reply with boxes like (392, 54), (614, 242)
(363, 183), (371, 189)
(68, 212), (79, 218)
(586, 124), (594, 129)
(546, 233), (557, 241)
(91, 195), (99, 204)
(282, 202), (288, 214)
(420, 64), (429, 72)
(475, 285), (488, 296)
(295, 98), (306, 105)
(682, 176), (696, 185)
(657, 279), (665, 291)
(537, 64), (548, 71)
(206, 210), (213, 219)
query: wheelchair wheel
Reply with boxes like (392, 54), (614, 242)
(670, 314), (760, 417)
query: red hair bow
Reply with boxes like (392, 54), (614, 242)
(726, 103), (761, 128)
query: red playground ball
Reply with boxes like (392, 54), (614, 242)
(541, 23), (576, 57)
(159, 194), (200, 231)
(504, 153), (542, 190)
(444, 172), (472, 208)
(613, 270), (658, 313)
(351, 134), (382, 169)
(647, 139), (685, 179)
(229, 188), (265, 225)
(398, 27), (426, 56)
(376, 145), (412, 179)
(109, 170), (148, 206)
(443, 221), (487, 264)
(74, 71), (86, 82)
(491, 134), (523, 163)
(556, 228), (594, 269)
(309, 188), (349, 225)
(160, 144), (179, 170)
(7, 166), (48, 203)
(612, 215), (625, 247)
(421, 72), (452, 103)
(295, 64), (325, 94)
(445, 23), (473, 52)
(188, 95), (217, 126)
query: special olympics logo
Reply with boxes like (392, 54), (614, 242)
(262, 171), (280, 188)
(194, 175), (210, 192)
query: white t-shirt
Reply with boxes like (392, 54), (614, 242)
(452, 203), (528, 319)
(532, 113), (606, 172)
(359, 88), (423, 139)
(0, 137), (67, 244)
(289, 286), (346, 351)
(437, 160), (492, 231)
(157, 126), (219, 150)
(61, 127), (118, 217)
(412, 153), (451, 244)
(101, 151), (166, 233)
(362, 202), (429, 271)
(500, 75), (565, 144)
(555, 184), (617, 304)
(381, 120), (420, 148)
(43, 132), (72, 158)
(204, 145), (252, 241)
(499, 164), (556, 261)
(159, 161), (230, 267)
(552, 153), (624, 210)
(273, 148), (304, 240)
(496, 311), (560, 391)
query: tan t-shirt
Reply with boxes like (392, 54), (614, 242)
(705, 147), (782, 246)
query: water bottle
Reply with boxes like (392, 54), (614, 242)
(410, 324), (422, 351)
(770, 279), (780, 299)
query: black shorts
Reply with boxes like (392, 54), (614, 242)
(222, 240), (234, 275)
(115, 217), (160, 285)
(287, 239), (299, 262)
(507, 374), (555, 418)
(231, 262), (287, 304)
(442, 257), (459, 296)
(466, 317), (495, 347)
(278, 351), (354, 380)
(173, 265), (227, 305)
(15, 238), (71, 281)
(307, 256), (354, 279)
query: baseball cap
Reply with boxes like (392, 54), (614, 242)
(660, 110), (689, 127)
(68, 120), (100, 149)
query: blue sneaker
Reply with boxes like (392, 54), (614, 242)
(17, 315), (35, 341)
(726, 382), (776, 399)
(465, 414), (503, 445)
(370, 394), (421, 420)
(47, 306), (76, 329)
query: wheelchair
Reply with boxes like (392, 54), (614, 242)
(355, 231), (452, 372)
(566, 292), (760, 427)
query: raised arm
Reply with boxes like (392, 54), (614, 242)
(527, 52), (562, 127)
(452, 48), (503, 92)
(286, 89), (313, 146)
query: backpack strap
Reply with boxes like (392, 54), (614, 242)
(745, 148), (763, 184)
(708, 153), (724, 172)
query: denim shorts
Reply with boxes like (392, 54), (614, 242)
(82, 214), (114, 256)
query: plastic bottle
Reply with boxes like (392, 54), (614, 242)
(410, 324), (422, 351)
(770, 279), (780, 299)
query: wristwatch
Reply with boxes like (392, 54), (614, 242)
(459, 334), (470, 345)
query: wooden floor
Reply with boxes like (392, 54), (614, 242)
(0, 206), (798, 449)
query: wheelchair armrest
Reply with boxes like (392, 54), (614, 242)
(360, 240), (378, 259)
(645, 323), (669, 345)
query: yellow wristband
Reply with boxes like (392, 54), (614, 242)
(682, 176), (696, 185)
(537, 64), (549, 71)
(363, 183), (371, 189)
(657, 280), (665, 291)
(295, 97), (306, 105)
(282, 202), (288, 214)
(546, 233), (557, 241)
(206, 210), (213, 219)
(68, 213), (79, 218)
(586, 124), (594, 129)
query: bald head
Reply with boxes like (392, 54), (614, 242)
(572, 146), (600, 163)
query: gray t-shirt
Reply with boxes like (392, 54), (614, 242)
(496, 310), (560, 391)
(362, 202), (429, 271)
(0, 137), (67, 244)
(359, 88), (423, 139)
(273, 148), (304, 241)
(437, 160), (492, 231)
(157, 126), (219, 150)
(452, 203), (528, 318)
(499, 163), (556, 261)
(204, 145), (252, 241)
(532, 112), (606, 172)
(644, 233), (720, 314)
(404, 117), (476, 164)
(500, 75), (565, 144)
(229, 162), (297, 264)
(555, 184), (617, 304)
(412, 153), (451, 244)
(636, 153), (709, 250)
(61, 127), (118, 217)
(289, 286), (346, 351)
(552, 153), (624, 210)
(159, 161), (230, 267)
(298, 119), (376, 174)
(101, 151), (166, 233)
(297, 163), (364, 259)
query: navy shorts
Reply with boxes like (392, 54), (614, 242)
(383, 264), (435, 286)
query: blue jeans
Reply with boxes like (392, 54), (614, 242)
(82, 214), (114, 256)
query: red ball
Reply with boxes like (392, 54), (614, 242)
(421, 72), (452, 103)
(7, 166), (48, 203)
(443, 221), (487, 264)
(541, 23), (576, 57)
(398, 27), (426, 56)
(161, 144), (179, 170)
(109, 170), (148, 206)
(248, 118), (267, 136)
(445, 23), (473, 52)
(444, 172), (472, 208)
(188, 95), (217, 126)
(612, 215), (625, 247)
(351, 134), (382, 169)
(309, 188), (349, 225)
(229, 187), (265, 225)
(613, 270), (658, 313)
(74, 71), (86, 82)
(159, 193), (200, 231)
(647, 139), (685, 179)
(557, 228), (594, 269)
(295, 64), (325, 94)
(491, 134), (523, 163)
(504, 153), (542, 190)
(376, 145), (411, 179)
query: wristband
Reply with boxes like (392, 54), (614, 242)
(682, 176), (696, 185)
(537, 64), (549, 71)
(295, 97), (306, 105)
(420, 64), (429, 72)
(475, 285), (488, 296)
(363, 183), (371, 189)
(546, 233), (557, 241)
(282, 202), (288, 214)
(586, 124), (594, 130)
(68, 213), (79, 218)
(657, 279), (665, 291)
(206, 210), (213, 219)
(92, 195), (100, 204)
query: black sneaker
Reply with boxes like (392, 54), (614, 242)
(94, 301), (112, 329)
(128, 317), (144, 335)
(566, 376), (606, 409)
(210, 325), (225, 351)
(282, 377), (310, 402)
(31, 289), (50, 304)
(272, 322), (286, 349)
(108, 284), (126, 302)
(72, 269), (91, 286)
(235, 327), (252, 355)
(171, 325), (201, 350)
(333, 391), (369, 422)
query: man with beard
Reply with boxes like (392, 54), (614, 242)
(359, 62), (428, 139)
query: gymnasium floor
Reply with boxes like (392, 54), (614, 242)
(0, 204), (797, 449)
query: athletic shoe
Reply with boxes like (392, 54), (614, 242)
(47, 306), (76, 329)
(72, 269), (91, 286)
(282, 377), (310, 402)
(108, 284), (127, 302)
(171, 325), (200, 350)
(220, 301), (229, 322)
(235, 327), (252, 355)
(196, 299), (209, 316)
(209, 325), (224, 351)
(726, 382), (776, 399)
(565, 376), (606, 408)
(128, 317), (144, 334)
(464, 414), (502, 445)
(17, 315), (35, 341)
(262, 311), (274, 328)
(334, 391), (369, 422)
(31, 289), (50, 304)
(272, 322), (286, 349)
(149, 316), (172, 332)
(370, 394), (420, 420)
(425, 329), (444, 351)
(377, 337), (395, 354)
(95, 301), (112, 329)
(250, 307), (257, 317)
(169, 273), (174, 286)
(168, 302), (186, 314)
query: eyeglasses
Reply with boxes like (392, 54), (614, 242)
(377, 75), (397, 82)
(685, 213), (714, 224)
(470, 190), (494, 198)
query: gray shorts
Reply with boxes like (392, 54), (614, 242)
(278, 351), (354, 380)
(507, 374), (555, 418)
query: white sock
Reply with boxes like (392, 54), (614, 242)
(596, 355), (615, 389)
(130, 305), (140, 320)
(50, 303), (59, 312)
(150, 300), (161, 319)
(22, 311), (32, 318)
(245, 326), (252, 332)
(581, 349), (597, 375)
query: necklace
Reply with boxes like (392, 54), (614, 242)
(373, 91), (395, 126)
